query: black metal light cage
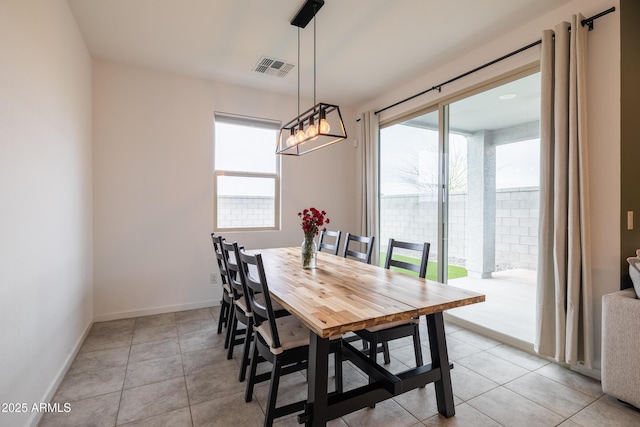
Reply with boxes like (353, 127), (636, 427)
(276, 102), (347, 156)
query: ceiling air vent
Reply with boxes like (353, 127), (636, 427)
(253, 56), (294, 78)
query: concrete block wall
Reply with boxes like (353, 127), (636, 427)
(217, 196), (275, 228)
(380, 187), (539, 271)
(217, 188), (539, 270)
(494, 187), (539, 270)
(380, 194), (438, 258)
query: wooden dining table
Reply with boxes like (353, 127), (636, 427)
(258, 247), (485, 426)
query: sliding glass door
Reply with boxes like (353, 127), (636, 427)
(379, 109), (440, 280)
(379, 71), (540, 342)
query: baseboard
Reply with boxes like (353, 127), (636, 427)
(444, 312), (602, 381)
(28, 318), (93, 427)
(572, 361), (602, 381)
(93, 299), (220, 322)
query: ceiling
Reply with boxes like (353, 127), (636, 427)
(67, 0), (570, 108)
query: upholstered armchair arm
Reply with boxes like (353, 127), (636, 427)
(601, 288), (640, 408)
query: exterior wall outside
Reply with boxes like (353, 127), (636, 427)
(217, 196), (275, 228)
(495, 187), (539, 270)
(380, 187), (539, 271)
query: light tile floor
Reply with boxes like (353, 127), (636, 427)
(39, 307), (640, 427)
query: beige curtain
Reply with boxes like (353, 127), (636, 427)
(536, 14), (593, 368)
(359, 110), (380, 265)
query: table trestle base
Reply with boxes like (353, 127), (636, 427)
(301, 312), (456, 425)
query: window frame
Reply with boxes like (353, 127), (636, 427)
(213, 112), (281, 232)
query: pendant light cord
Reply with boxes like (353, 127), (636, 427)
(313, 3), (317, 106)
(297, 27), (301, 124)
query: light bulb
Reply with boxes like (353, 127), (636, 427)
(306, 125), (318, 139)
(295, 126), (306, 143)
(319, 118), (330, 134)
(318, 108), (330, 134)
(306, 116), (318, 139)
(285, 128), (296, 147)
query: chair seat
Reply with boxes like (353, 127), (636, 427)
(235, 294), (285, 317)
(222, 283), (231, 295)
(365, 317), (419, 332)
(256, 316), (309, 355)
(235, 298), (252, 317)
(259, 294), (285, 312)
(256, 316), (338, 355)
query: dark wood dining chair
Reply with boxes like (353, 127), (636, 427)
(222, 241), (290, 382)
(318, 229), (342, 255)
(385, 238), (430, 279)
(340, 233), (376, 351)
(355, 238), (430, 366)
(221, 241), (251, 370)
(239, 250), (343, 427)
(211, 233), (232, 338)
(221, 240), (257, 382)
(341, 232), (375, 264)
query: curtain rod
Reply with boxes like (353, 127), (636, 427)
(372, 6), (616, 117)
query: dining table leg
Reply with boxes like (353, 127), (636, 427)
(426, 311), (455, 417)
(307, 331), (330, 427)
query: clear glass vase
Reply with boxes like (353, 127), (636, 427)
(301, 235), (317, 269)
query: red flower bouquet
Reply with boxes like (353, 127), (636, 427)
(298, 208), (329, 268)
(298, 207), (330, 238)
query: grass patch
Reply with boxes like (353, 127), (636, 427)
(379, 252), (467, 281)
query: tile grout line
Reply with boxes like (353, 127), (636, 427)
(529, 365), (604, 400)
(461, 398), (508, 427)
(461, 354), (598, 427)
(114, 323), (135, 426)
(595, 394), (640, 419)
(177, 317), (196, 427)
(499, 373), (596, 421)
(118, 315), (190, 426)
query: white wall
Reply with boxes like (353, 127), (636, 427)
(92, 61), (357, 320)
(358, 0), (620, 374)
(0, 1), (93, 426)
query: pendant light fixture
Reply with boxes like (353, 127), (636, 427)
(277, 0), (347, 156)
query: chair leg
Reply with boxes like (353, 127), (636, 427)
(227, 314), (238, 360)
(413, 325), (424, 367)
(224, 306), (235, 349)
(217, 298), (229, 334)
(382, 342), (391, 364)
(264, 358), (282, 427)
(245, 340), (260, 402)
(368, 336), (378, 408)
(239, 319), (253, 382)
(368, 336), (378, 364)
(334, 343), (343, 394)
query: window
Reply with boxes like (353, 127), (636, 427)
(214, 113), (280, 231)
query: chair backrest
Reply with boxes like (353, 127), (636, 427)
(238, 250), (281, 348)
(342, 233), (375, 264)
(211, 233), (229, 285)
(318, 230), (342, 255)
(221, 240), (248, 306)
(384, 238), (430, 279)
